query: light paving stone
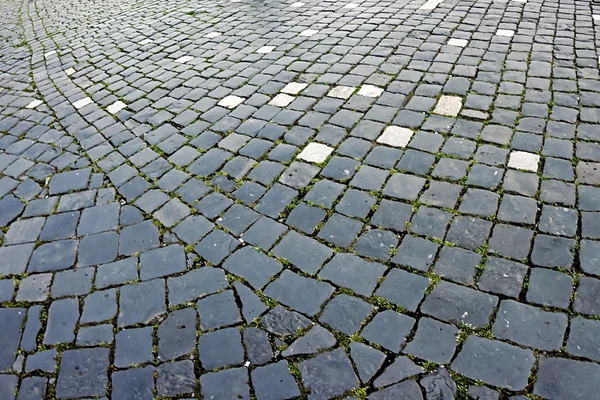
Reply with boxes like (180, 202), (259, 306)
(281, 82), (308, 95)
(496, 29), (515, 37)
(26, 100), (42, 109)
(377, 126), (413, 148)
(508, 151), (540, 172)
(344, 2), (359, 7)
(107, 101), (126, 114)
(218, 95), (244, 109)
(65, 67), (75, 75)
(269, 93), (295, 107)
(448, 38), (468, 47)
(357, 85), (384, 98)
(434, 95), (462, 117)
(72, 97), (93, 109)
(139, 38), (152, 45)
(297, 143), (333, 163)
(328, 86), (355, 99)
(291, 1), (305, 6)
(175, 55), (194, 63)
(300, 29), (319, 36)
(257, 46), (275, 53)
(205, 32), (222, 38)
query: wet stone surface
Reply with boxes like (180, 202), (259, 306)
(0, 0), (596, 397)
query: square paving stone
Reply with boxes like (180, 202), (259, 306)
(392, 235), (439, 271)
(252, 361), (300, 400)
(445, 216), (492, 251)
(39, 212), (79, 241)
(376, 268), (429, 312)
(195, 229), (240, 265)
(200, 367), (250, 400)
(16, 273), (51, 302)
(433, 247), (481, 285)
(27, 240), (78, 273)
(115, 327), (153, 367)
(421, 280), (498, 328)
(320, 156), (360, 181)
(154, 198), (190, 227)
(451, 336), (534, 391)
(361, 310), (415, 353)
(156, 360), (196, 397)
(335, 189), (376, 219)
(112, 367), (154, 400)
(319, 294), (374, 335)
(272, 230), (332, 274)
(526, 268), (572, 309)
(51, 267), (94, 298)
(383, 173), (426, 201)
(304, 179), (345, 209)
(172, 215), (214, 244)
(286, 203), (327, 234)
(241, 216), (287, 250)
(488, 224), (533, 260)
(539, 205), (578, 237)
(354, 229), (398, 261)
(409, 206), (452, 240)
(566, 317), (600, 362)
(118, 279), (166, 327)
(493, 300), (568, 351)
(44, 298), (79, 345)
(317, 213), (363, 248)
(531, 234), (575, 269)
(80, 288), (117, 324)
(56, 348), (109, 399)
(279, 161), (319, 189)
(119, 220), (160, 256)
(140, 244), (186, 281)
(77, 203), (120, 236)
(403, 318), (458, 364)
(197, 290), (241, 330)
(0, 243), (35, 276)
(320, 253), (387, 297)
(49, 168), (91, 195)
(265, 270), (334, 316)
(299, 348), (359, 399)
(350, 166), (390, 191)
(497, 194), (538, 225)
(478, 257), (528, 299)
(78, 231), (118, 267)
(459, 189), (499, 217)
(574, 277), (600, 317)
(3, 217), (45, 245)
(198, 327), (244, 370)
(534, 357), (600, 400)
(396, 150), (435, 175)
(420, 181), (462, 209)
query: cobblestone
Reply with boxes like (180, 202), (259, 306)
(0, 0), (596, 396)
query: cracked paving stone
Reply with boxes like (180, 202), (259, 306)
(197, 290), (241, 329)
(374, 356), (424, 388)
(320, 294), (373, 335)
(350, 342), (386, 383)
(420, 368), (456, 400)
(282, 325), (336, 356)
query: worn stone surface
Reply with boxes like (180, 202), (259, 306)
(0, 0), (595, 396)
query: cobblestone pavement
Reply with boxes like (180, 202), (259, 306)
(1, 0), (600, 398)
